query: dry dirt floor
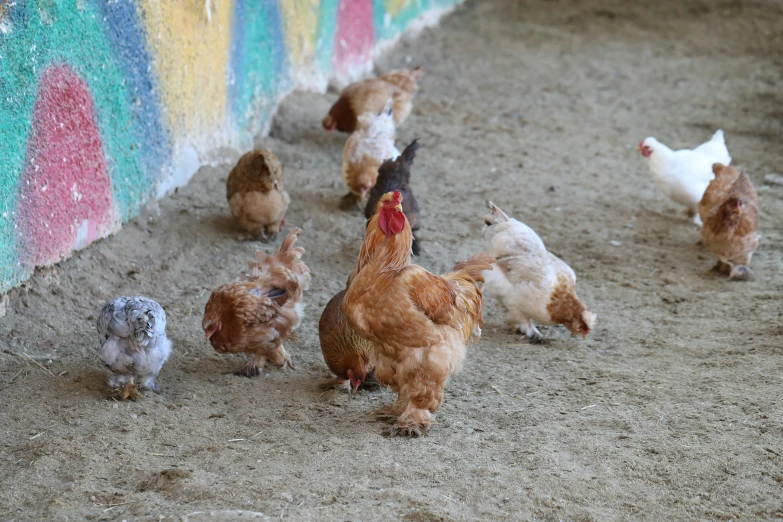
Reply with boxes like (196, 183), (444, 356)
(2, 0), (783, 520)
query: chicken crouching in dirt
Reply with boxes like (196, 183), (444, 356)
(226, 149), (290, 242)
(322, 66), (424, 133)
(97, 296), (173, 400)
(698, 164), (760, 281)
(343, 190), (493, 437)
(203, 228), (311, 376)
(638, 129), (731, 225)
(340, 100), (400, 210)
(365, 139), (423, 256)
(482, 203), (596, 343)
(319, 289), (379, 392)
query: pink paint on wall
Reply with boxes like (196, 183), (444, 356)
(17, 64), (114, 267)
(333, 0), (375, 75)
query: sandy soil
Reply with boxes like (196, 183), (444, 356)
(2, 0), (783, 520)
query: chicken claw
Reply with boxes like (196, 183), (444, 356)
(118, 378), (143, 401)
(236, 357), (266, 378)
(387, 422), (426, 438)
(711, 261), (731, 274)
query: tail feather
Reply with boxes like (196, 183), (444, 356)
(445, 252), (495, 343)
(712, 129), (725, 144)
(249, 228), (311, 289)
(399, 139), (420, 178)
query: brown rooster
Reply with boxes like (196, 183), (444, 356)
(343, 190), (493, 437)
(226, 149), (290, 242)
(322, 66), (424, 133)
(699, 167), (760, 280)
(203, 229), (310, 376)
(319, 289), (378, 392)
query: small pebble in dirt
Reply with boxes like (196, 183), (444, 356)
(112, 403), (119, 409)
(610, 240), (622, 246)
(548, 186), (556, 192)
(130, 413), (138, 419)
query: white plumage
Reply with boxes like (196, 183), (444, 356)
(97, 296), (172, 396)
(639, 129), (731, 225)
(481, 203), (595, 342)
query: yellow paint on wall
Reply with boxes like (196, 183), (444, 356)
(279, 0), (320, 68)
(384, 0), (410, 17)
(139, 0), (233, 137)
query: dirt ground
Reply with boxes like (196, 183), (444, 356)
(2, 0), (783, 520)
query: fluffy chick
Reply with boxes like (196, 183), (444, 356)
(699, 167), (760, 280)
(97, 296), (172, 400)
(203, 228), (311, 376)
(340, 100), (400, 210)
(227, 149), (290, 241)
(365, 139), (422, 256)
(482, 203), (596, 343)
(638, 129), (731, 225)
(322, 66), (424, 133)
(319, 289), (379, 392)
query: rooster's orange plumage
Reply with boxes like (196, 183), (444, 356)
(342, 190), (493, 436)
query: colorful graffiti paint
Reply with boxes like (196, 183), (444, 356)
(0, 0), (461, 293)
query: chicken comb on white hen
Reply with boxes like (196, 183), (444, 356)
(97, 296), (172, 399)
(638, 129), (731, 225)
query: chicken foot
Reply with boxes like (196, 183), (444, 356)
(512, 317), (543, 344)
(388, 405), (435, 438)
(118, 377), (143, 401)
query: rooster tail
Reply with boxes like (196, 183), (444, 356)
(446, 252), (495, 343)
(711, 129), (725, 144)
(248, 228), (310, 288)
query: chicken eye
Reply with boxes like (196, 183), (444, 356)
(484, 219), (492, 226)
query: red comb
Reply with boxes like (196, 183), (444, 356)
(638, 140), (644, 148)
(392, 190), (402, 204)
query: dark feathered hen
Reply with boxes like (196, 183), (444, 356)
(318, 289), (378, 392)
(365, 139), (422, 255)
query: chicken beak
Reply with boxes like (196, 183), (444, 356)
(395, 204), (403, 212)
(582, 333), (588, 340)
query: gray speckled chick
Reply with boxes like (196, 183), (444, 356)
(97, 296), (172, 399)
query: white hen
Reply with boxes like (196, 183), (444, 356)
(638, 129), (731, 225)
(340, 99), (400, 209)
(97, 296), (172, 399)
(481, 203), (596, 343)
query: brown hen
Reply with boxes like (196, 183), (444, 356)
(699, 168), (760, 280)
(322, 66), (424, 133)
(226, 149), (290, 242)
(319, 289), (378, 392)
(203, 229), (310, 376)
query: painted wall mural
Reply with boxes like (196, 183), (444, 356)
(0, 0), (461, 293)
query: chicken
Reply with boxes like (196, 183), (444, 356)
(365, 139), (422, 256)
(97, 296), (172, 400)
(319, 289), (379, 392)
(226, 149), (290, 241)
(343, 190), (493, 437)
(322, 66), (424, 133)
(481, 203), (596, 343)
(202, 228), (310, 376)
(699, 167), (760, 280)
(638, 129), (731, 225)
(340, 100), (400, 210)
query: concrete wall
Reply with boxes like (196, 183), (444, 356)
(0, 0), (460, 294)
